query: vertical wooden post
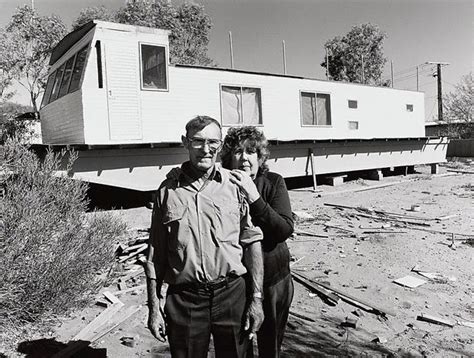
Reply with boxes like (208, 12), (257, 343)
(282, 40), (287, 75)
(309, 148), (317, 190)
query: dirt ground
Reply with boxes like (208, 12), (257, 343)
(8, 159), (474, 357)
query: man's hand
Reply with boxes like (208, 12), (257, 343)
(229, 170), (260, 204)
(148, 300), (167, 342)
(244, 298), (264, 340)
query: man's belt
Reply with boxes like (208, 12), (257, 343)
(169, 275), (240, 292)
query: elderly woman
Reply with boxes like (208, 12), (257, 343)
(221, 126), (294, 358)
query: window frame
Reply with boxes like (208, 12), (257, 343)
(219, 83), (263, 127)
(299, 90), (332, 127)
(68, 44), (89, 94)
(40, 70), (56, 108)
(57, 55), (76, 99)
(138, 42), (169, 92)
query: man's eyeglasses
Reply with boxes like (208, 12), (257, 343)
(187, 137), (222, 150)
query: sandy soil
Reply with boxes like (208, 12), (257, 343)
(9, 160), (473, 358)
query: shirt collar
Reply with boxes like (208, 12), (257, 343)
(178, 162), (222, 184)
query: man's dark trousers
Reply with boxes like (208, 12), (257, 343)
(165, 276), (249, 358)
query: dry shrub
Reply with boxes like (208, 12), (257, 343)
(0, 138), (126, 331)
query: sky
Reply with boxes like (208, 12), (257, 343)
(1, 0), (472, 121)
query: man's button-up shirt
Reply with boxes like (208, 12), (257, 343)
(146, 163), (263, 285)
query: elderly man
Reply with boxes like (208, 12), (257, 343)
(146, 115), (264, 358)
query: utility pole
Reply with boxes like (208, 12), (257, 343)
(31, 0), (34, 10)
(325, 47), (329, 80)
(426, 61), (449, 121)
(416, 66), (419, 91)
(228, 31), (234, 69)
(282, 40), (287, 75)
(390, 61), (394, 87)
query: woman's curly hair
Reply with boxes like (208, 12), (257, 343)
(220, 126), (270, 173)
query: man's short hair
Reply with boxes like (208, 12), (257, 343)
(185, 116), (222, 137)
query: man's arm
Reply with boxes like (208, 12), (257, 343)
(145, 191), (168, 342)
(242, 240), (264, 340)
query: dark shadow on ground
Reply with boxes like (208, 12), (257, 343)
(86, 183), (152, 211)
(17, 338), (106, 358)
(281, 316), (396, 358)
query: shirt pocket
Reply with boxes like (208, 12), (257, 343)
(213, 199), (240, 242)
(162, 205), (189, 250)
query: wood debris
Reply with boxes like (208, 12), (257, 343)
(393, 275), (427, 288)
(417, 313), (454, 327)
(292, 271), (395, 317)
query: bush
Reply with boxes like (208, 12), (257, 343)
(0, 138), (126, 331)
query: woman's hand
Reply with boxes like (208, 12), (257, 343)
(229, 170), (260, 204)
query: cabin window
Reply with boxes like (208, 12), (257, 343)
(50, 64), (65, 102)
(406, 104), (414, 112)
(95, 41), (103, 89)
(41, 71), (56, 108)
(69, 46), (88, 93)
(300, 92), (331, 126)
(140, 44), (167, 90)
(58, 56), (75, 98)
(221, 85), (262, 125)
(348, 121), (359, 130)
(348, 100), (358, 109)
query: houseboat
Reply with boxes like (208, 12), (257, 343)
(38, 20), (448, 192)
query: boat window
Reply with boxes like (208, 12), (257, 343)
(348, 100), (358, 109)
(50, 64), (65, 102)
(140, 44), (167, 90)
(69, 46), (89, 93)
(58, 56), (75, 98)
(348, 121), (359, 130)
(221, 85), (262, 125)
(95, 41), (103, 89)
(300, 92), (331, 126)
(41, 71), (56, 108)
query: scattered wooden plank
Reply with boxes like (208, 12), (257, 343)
(294, 272), (396, 317)
(89, 305), (142, 342)
(52, 305), (142, 358)
(363, 230), (407, 234)
(102, 291), (122, 305)
(417, 313), (454, 327)
(446, 169), (474, 174)
(393, 275), (427, 288)
(324, 202), (432, 222)
(290, 256), (306, 267)
(122, 242), (147, 254)
(398, 225), (474, 238)
(435, 213), (459, 221)
(114, 284), (147, 296)
(321, 179), (411, 196)
(294, 229), (329, 238)
(291, 271), (339, 306)
(323, 224), (355, 234)
(289, 310), (316, 322)
(74, 301), (124, 341)
(458, 320), (474, 328)
(118, 245), (148, 263)
(353, 212), (431, 227)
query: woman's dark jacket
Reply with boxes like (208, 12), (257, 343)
(249, 171), (294, 286)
